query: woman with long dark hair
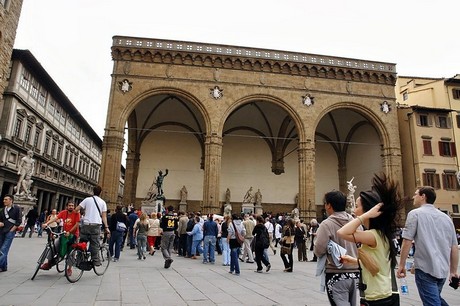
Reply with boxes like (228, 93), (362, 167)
(280, 218), (295, 272)
(338, 172), (402, 305)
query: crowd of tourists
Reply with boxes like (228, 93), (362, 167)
(1, 174), (459, 306)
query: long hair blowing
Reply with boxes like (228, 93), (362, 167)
(361, 172), (402, 268)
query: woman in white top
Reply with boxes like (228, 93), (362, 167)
(147, 212), (161, 255)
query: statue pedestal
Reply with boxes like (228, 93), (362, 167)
(141, 198), (164, 215)
(241, 202), (254, 214)
(254, 204), (263, 216)
(179, 202), (187, 213)
(14, 199), (36, 216)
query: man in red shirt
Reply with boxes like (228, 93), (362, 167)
(40, 201), (80, 270)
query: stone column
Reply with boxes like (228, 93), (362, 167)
(202, 134), (222, 214)
(100, 129), (125, 209)
(382, 146), (403, 185)
(123, 150), (140, 206)
(298, 140), (315, 221)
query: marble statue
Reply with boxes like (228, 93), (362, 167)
(16, 150), (35, 196)
(180, 185), (187, 203)
(225, 188), (231, 204)
(255, 189), (262, 205)
(243, 186), (255, 204)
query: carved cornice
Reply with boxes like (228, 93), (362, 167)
(112, 36), (397, 85)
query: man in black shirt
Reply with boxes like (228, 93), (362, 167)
(160, 205), (178, 268)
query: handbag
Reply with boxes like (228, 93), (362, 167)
(280, 244), (292, 255)
(353, 234), (400, 306)
(281, 227), (293, 255)
(232, 221), (244, 245)
(116, 221), (127, 232)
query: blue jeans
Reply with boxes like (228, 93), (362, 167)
(137, 234), (147, 259)
(221, 237), (230, 265)
(109, 230), (123, 259)
(203, 236), (216, 263)
(191, 239), (203, 256)
(0, 231), (16, 270)
(415, 269), (448, 306)
(230, 246), (241, 274)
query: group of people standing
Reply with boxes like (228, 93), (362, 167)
(314, 173), (458, 306)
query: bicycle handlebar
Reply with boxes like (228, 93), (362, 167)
(43, 225), (67, 238)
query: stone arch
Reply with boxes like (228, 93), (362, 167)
(218, 94), (306, 142)
(117, 87), (212, 135)
(312, 101), (390, 150)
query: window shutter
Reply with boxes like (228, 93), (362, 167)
(447, 117), (452, 129)
(428, 115), (433, 127)
(416, 114), (421, 126)
(442, 173), (447, 190)
(451, 143), (457, 157)
(435, 116), (440, 128)
(422, 173), (428, 186)
(439, 141), (444, 156)
(435, 174), (441, 189)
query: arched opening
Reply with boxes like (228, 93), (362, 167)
(315, 108), (383, 219)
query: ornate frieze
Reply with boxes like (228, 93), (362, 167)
(112, 36), (397, 85)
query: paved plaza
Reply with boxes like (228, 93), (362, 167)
(0, 236), (458, 306)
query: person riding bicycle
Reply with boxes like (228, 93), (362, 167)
(75, 185), (110, 267)
(40, 201), (80, 270)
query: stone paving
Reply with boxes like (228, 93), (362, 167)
(0, 236), (458, 305)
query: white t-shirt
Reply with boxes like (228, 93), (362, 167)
(265, 221), (274, 235)
(79, 195), (107, 224)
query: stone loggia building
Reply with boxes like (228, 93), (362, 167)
(101, 36), (402, 221)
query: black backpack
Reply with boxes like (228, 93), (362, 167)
(256, 227), (270, 249)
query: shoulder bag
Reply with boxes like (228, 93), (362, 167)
(353, 234), (400, 306)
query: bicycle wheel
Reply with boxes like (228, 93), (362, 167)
(65, 249), (84, 283)
(93, 244), (110, 275)
(31, 245), (50, 280)
(55, 255), (65, 273)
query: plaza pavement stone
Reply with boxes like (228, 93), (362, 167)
(0, 236), (458, 305)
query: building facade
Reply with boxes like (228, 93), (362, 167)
(101, 36), (402, 220)
(0, 0), (23, 118)
(397, 75), (460, 227)
(0, 49), (102, 213)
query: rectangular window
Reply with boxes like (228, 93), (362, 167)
(57, 145), (62, 162)
(453, 204), (459, 214)
(417, 114), (431, 127)
(13, 117), (23, 138)
(51, 141), (56, 158)
(443, 172), (460, 190)
(24, 124), (32, 144)
(453, 89), (460, 100)
(422, 172), (441, 189)
(33, 131), (41, 148)
(422, 140), (433, 155)
(38, 90), (46, 106)
(436, 115), (451, 129)
(403, 92), (408, 101)
(439, 141), (457, 157)
(20, 71), (30, 90)
(44, 137), (50, 154)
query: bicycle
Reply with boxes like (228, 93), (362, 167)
(31, 226), (68, 280)
(64, 239), (110, 283)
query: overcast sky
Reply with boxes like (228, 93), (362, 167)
(14, 0), (460, 139)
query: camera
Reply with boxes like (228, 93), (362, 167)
(449, 276), (459, 290)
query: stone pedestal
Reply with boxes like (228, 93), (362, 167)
(254, 204), (263, 216)
(141, 199), (164, 216)
(241, 202), (254, 215)
(14, 200), (36, 216)
(179, 203), (187, 213)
